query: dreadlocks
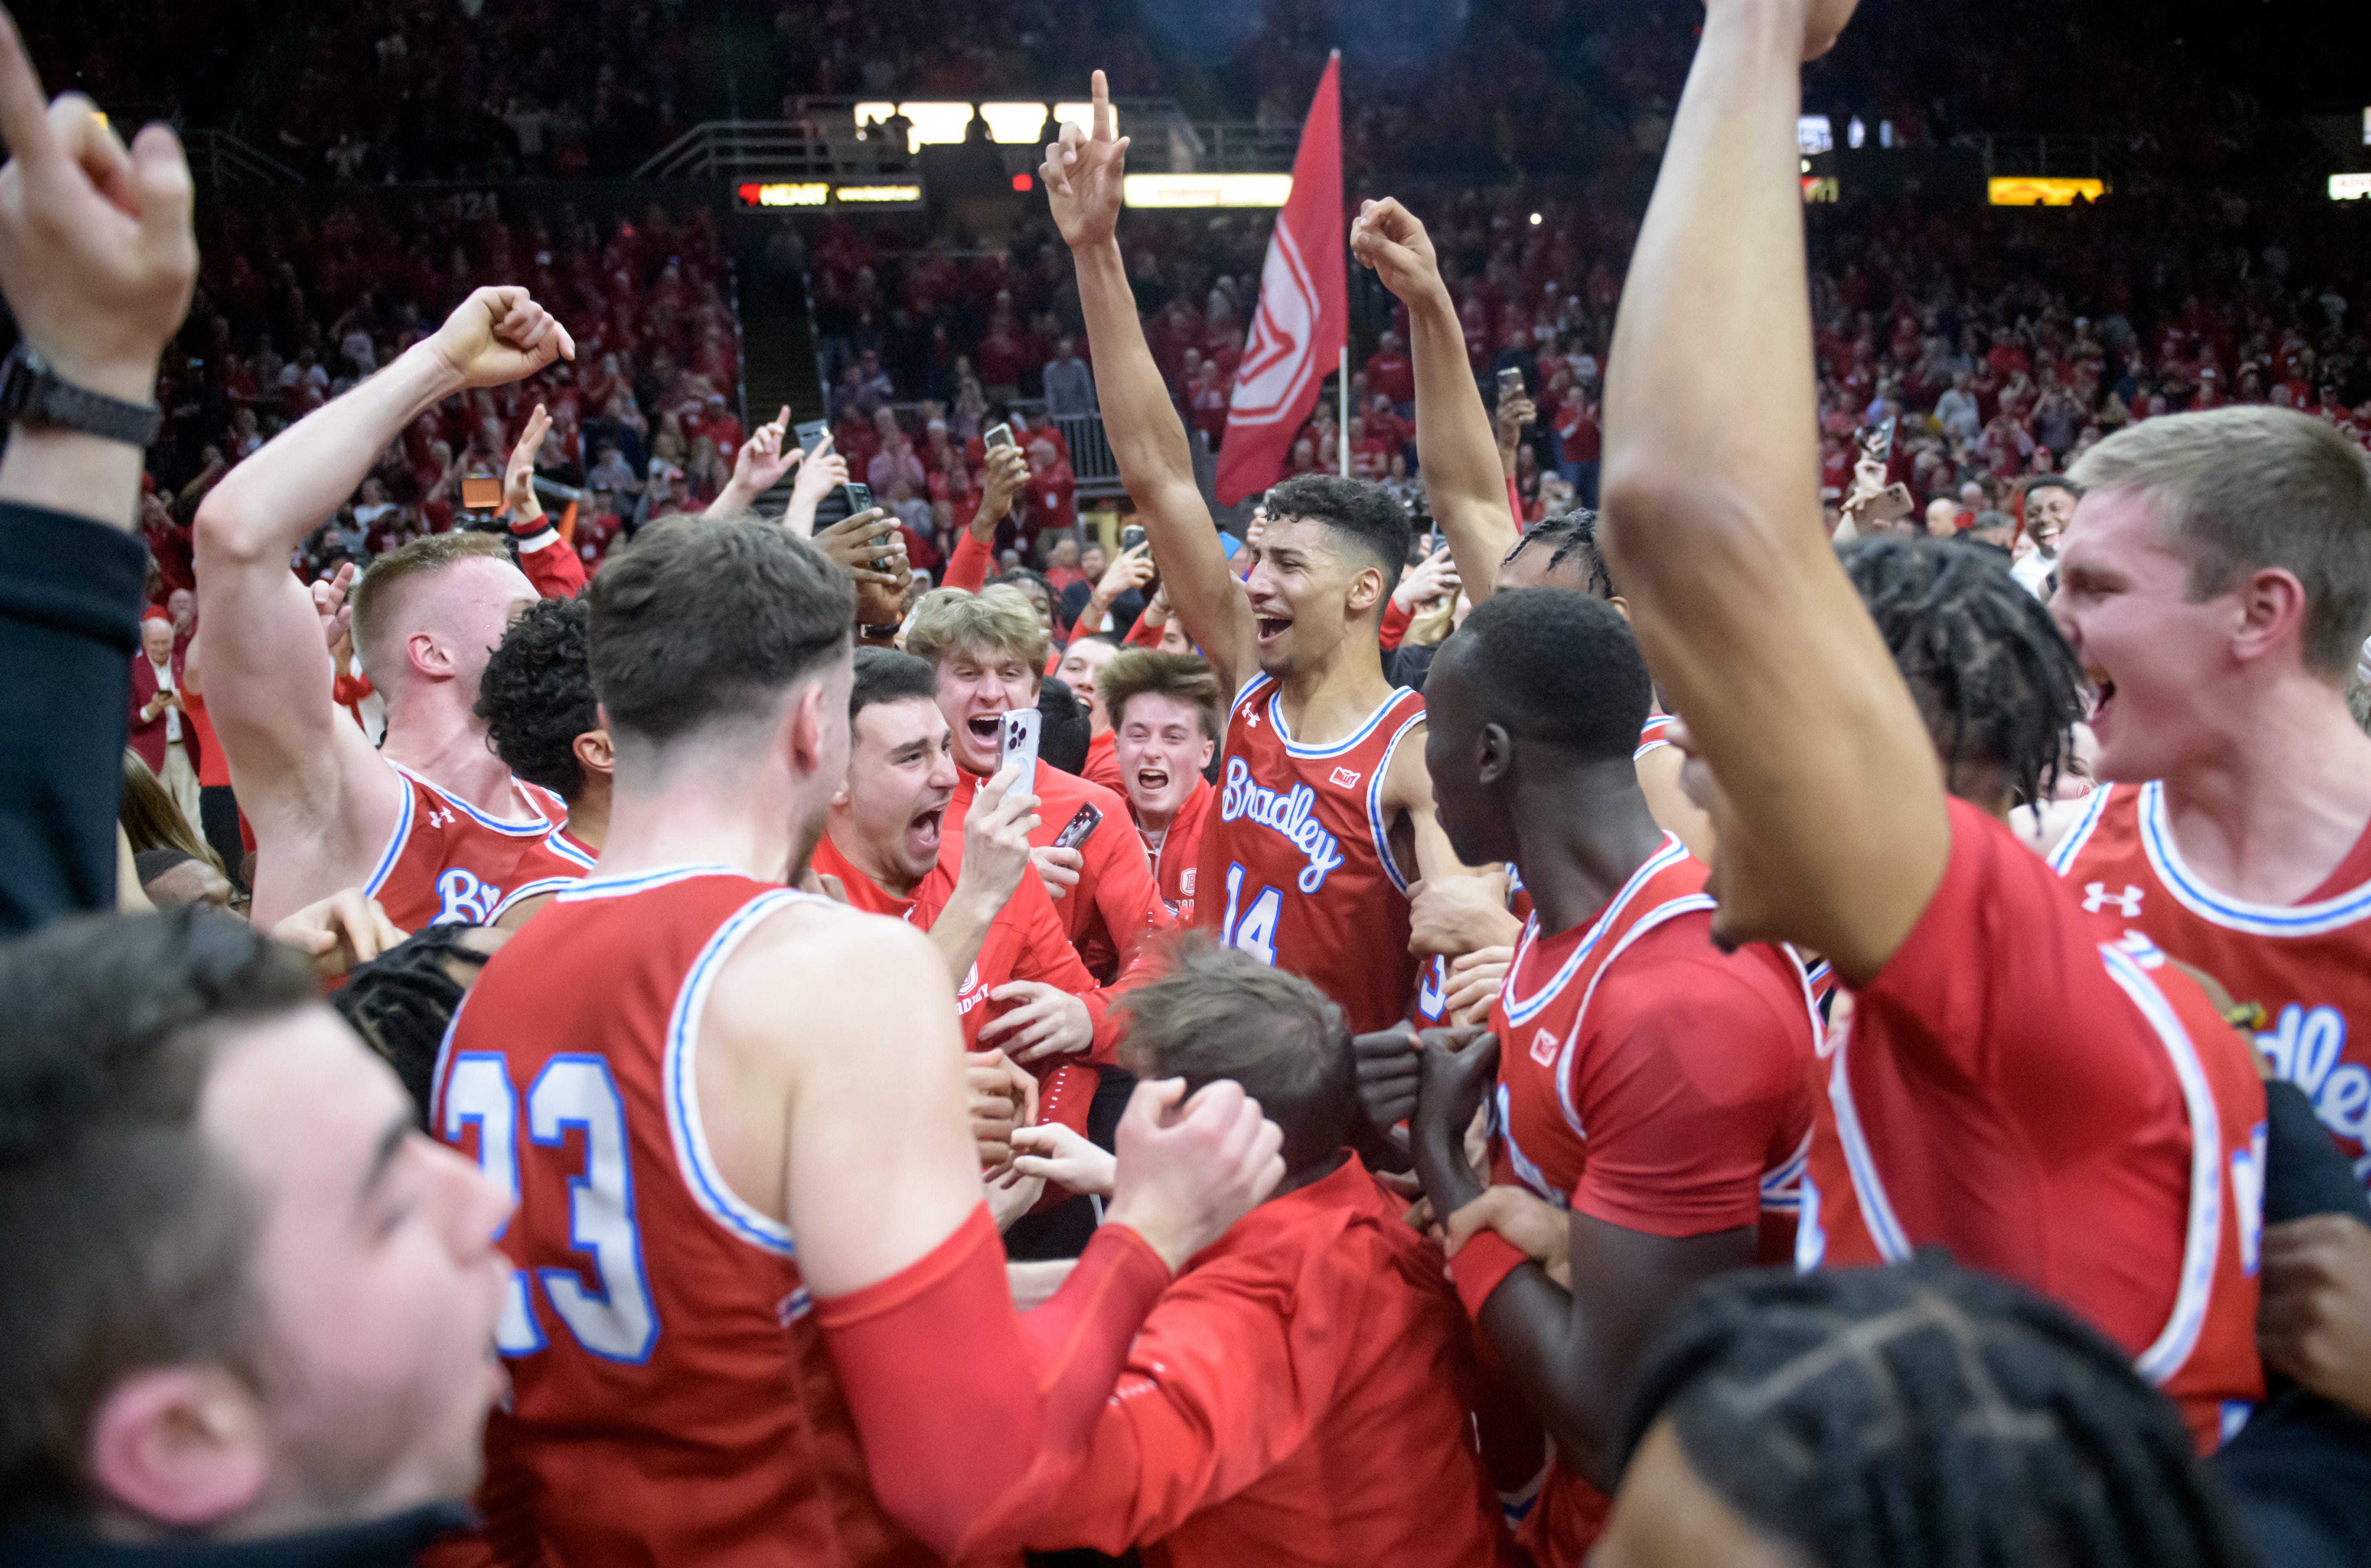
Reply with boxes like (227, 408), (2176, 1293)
(330, 923), (499, 1122)
(1619, 1253), (2253, 1568)
(1503, 508), (1617, 600)
(1839, 536), (2086, 810)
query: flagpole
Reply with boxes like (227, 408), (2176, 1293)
(1338, 346), (1350, 476)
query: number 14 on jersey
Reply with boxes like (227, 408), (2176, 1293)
(1221, 862), (1282, 967)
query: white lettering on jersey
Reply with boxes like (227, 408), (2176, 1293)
(2255, 1003), (2371, 1154)
(2083, 881), (2146, 917)
(1219, 756), (1347, 893)
(435, 868), (501, 924)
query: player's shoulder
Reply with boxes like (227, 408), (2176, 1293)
(702, 895), (951, 1060)
(1594, 929), (1809, 1043)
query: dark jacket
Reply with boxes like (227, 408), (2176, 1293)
(0, 1504), (472, 1568)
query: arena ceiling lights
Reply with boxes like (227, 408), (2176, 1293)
(1123, 174), (1294, 208)
(853, 101), (1112, 154)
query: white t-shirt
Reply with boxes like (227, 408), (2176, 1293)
(148, 655), (182, 743)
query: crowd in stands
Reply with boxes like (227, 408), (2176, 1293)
(11, 6), (2371, 1568)
(139, 196), (738, 594)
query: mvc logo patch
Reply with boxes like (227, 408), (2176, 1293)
(1330, 766), (1362, 789)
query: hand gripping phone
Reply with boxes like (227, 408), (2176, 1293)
(1053, 802), (1104, 850)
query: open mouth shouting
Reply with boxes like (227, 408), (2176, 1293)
(966, 714), (1003, 748)
(1134, 761), (1172, 798)
(1254, 611), (1294, 647)
(906, 801), (948, 860)
(2086, 669), (2116, 735)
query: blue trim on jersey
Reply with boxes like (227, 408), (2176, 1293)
(2100, 939), (2223, 1387)
(491, 876), (585, 922)
(662, 888), (811, 1257)
(362, 766), (416, 899)
(2046, 785), (2115, 876)
(1268, 684), (1421, 760)
(2138, 781), (2371, 936)
(544, 827), (598, 871)
(391, 761), (553, 837)
(1365, 707), (1429, 895)
(558, 863), (748, 902)
(1501, 835), (1688, 1027)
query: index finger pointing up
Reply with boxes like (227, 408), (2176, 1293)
(0, 7), (56, 171)
(1091, 69), (1113, 143)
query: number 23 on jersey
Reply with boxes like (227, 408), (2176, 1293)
(444, 1050), (660, 1363)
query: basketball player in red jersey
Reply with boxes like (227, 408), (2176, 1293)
(906, 585), (1171, 981)
(1044, 76), (1487, 1034)
(1365, 588), (1816, 1564)
(1099, 650), (1222, 921)
(431, 514), (1283, 1566)
(2045, 409), (2371, 1186)
(1591, 0), (2261, 1453)
(814, 648), (1127, 1134)
(195, 287), (585, 930)
(469, 595), (606, 926)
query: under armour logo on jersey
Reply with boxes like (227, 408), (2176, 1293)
(2083, 881), (2145, 918)
(1530, 1027), (1560, 1067)
(434, 868), (501, 924)
(424, 805), (457, 830)
(1330, 766), (1362, 789)
(1244, 709), (1261, 728)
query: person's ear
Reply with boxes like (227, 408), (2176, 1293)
(1606, 593), (1632, 624)
(1196, 737), (1215, 770)
(87, 1367), (272, 1530)
(572, 730), (614, 780)
(2230, 567), (2309, 670)
(405, 629), (451, 681)
(1475, 721), (1514, 787)
(786, 679), (836, 779)
(1345, 565), (1385, 617)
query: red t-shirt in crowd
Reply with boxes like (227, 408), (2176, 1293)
(1027, 1155), (1511, 1568)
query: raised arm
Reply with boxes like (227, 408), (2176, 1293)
(503, 402), (585, 598)
(0, 15), (196, 929)
(724, 906), (1283, 1561)
(1351, 198), (1518, 600)
(195, 289), (574, 846)
(1044, 73), (1256, 696)
(1594, 0), (1937, 982)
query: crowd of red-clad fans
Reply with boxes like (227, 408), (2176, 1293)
(137, 197), (739, 597)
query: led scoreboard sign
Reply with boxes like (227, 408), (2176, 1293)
(737, 181), (925, 212)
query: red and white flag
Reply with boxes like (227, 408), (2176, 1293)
(1215, 53), (1345, 505)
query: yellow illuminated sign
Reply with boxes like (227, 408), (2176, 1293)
(834, 183), (923, 203)
(1988, 176), (2106, 207)
(1801, 176), (1838, 204)
(1122, 173), (1293, 208)
(2330, 173), (2371, 201)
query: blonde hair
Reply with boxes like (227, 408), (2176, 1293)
(2068, 407), (2371, 678)
(902, 585), (1050, 674)
(348, 531), (512, 679)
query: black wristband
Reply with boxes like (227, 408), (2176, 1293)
(0, 345), (163, 448)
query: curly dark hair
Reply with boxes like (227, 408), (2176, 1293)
(1620, 1253), (2252, 1568)
(1503, 508), (1617, 600)
(475, 595), (598, 804)
(1263, 473), (1413, 595)
(1838, 536), (2087, 809)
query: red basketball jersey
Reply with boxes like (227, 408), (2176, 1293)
(1484, 836), (1816, 1564)
(1802, 799), (2266, 1454)
(1633, 711), (1680, 760)
(365, 761), (583, 929)
(1195, 674), (1428, 1033)
(430, 865), (939, 1567)
(2053, 781), (2371, 1187)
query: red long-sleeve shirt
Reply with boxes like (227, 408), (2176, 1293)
(1024, 1155), (1512, 1568)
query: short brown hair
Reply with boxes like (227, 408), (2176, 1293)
(0, 910), (314, 1512)
(1099, 650), (1222, 741)
(1116, 936), (1351, 1175)
(2069, 408), (2371, 678)
(902, 585), (1050, 675)
(588, 513), (854, 747)
(347, 531), (511, 679)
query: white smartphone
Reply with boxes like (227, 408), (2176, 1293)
(998, 708), (1041, 785)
